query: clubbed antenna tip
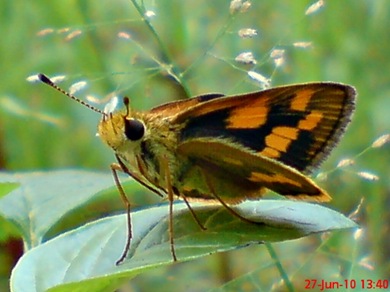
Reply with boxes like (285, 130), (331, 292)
(38, 73), (105, 115)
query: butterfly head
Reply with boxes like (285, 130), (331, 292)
(98, 96), (146, 152)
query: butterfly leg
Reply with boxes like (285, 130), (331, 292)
(179, 192), (207, 231)
(159, 155), (178, 261)
(110, 162), (133, 265)
(201, 168), (256, 224)
(112, 155), (166, 265)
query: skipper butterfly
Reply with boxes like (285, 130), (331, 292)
(38, 73), (356, 264)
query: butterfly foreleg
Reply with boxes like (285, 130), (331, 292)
(112, 154), (165, 265)
(110, 162), (132, 265)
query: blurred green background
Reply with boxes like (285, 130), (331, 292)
(1, 0), (389, 291)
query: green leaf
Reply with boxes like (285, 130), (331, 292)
(0, 170), (118, 249)
(10, 200), (357, 292)
(0, 182), (21, 242)
(0, 181), (20, 199)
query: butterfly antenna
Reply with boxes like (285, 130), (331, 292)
(38, 73), (105, 115)
(123, 96), (131, 116)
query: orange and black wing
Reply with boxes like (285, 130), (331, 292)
(177, 139), (331, 202)
(174, 83), (356, 174)
(149, 93), (224, 116)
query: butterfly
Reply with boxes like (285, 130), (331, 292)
(38, 74), (356, 264)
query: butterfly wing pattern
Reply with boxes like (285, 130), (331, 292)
(174, 83), (356, 203)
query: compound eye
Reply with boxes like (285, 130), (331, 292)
(124, 118), (145, 141)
